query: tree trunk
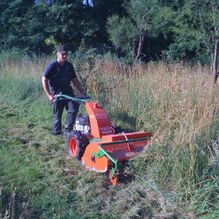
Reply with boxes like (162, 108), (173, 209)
(212, 39), (219, 84)
(135, 33), (146, 62)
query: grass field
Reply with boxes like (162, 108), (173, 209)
(0, 53), (219, 218)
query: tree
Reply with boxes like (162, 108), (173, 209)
(164, 0), (219, 83)
(0, 0), (36, 51)
(0, 0), (125, 54)
(107, 15), (136, 60)
(107, 0), (173, 62)
(196, 0), (219, 83)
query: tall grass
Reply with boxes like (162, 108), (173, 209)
(0, 52), (219, 218)
(83, 58), (219, 215)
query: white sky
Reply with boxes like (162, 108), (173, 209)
(82, 0), (94, 7)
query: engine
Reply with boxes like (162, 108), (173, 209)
(74, 115), (90, 135)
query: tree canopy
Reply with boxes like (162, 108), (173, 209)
(1, 0), (219, 80)
(0, 0), (124, 53)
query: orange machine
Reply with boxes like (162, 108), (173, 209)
(55, 94), (153, 185)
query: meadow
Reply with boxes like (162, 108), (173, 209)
(0, 51), (219, 218)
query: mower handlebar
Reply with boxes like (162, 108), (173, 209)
(52, 93), (91, 104)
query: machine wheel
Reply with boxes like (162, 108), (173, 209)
(67, 134), (83, 160)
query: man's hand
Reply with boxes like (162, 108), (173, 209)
(48, 94), (55, 103)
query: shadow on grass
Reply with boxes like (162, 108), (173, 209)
(113, 111), (137, 132)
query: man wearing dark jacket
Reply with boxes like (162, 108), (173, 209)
(42, 45), (85, 135)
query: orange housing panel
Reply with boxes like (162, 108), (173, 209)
(101, 131), (153, 142)
(85, 102), (115, 138)
(101, 132), (153, 161)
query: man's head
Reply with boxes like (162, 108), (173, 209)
(57, 45), (68, 64)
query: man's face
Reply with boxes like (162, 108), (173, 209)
(57, 51), (68, 64)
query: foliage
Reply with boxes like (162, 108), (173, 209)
(0, 0), (124, 54)
(163, 0), (219, 69)
(1, 0), (219, 67)
(107, 0), (174, 61)
(107, 15), (136, 60)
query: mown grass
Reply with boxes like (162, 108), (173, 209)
(0, 52), (219, 218)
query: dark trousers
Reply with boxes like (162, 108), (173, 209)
(52, 99), (79, 134)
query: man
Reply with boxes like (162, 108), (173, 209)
(42, 45), (85, 135)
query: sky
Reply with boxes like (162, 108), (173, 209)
(34, 0), (94, 7)
(82, 0), (94, 7)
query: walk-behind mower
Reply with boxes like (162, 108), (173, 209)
(55, 94), (153, 185)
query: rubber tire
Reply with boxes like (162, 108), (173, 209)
(67, 134), (83, 160)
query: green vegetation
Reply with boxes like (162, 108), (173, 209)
(0, 1), (218, 64)
(1, 54), (219, 218)
(1, 0), (219, 81)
